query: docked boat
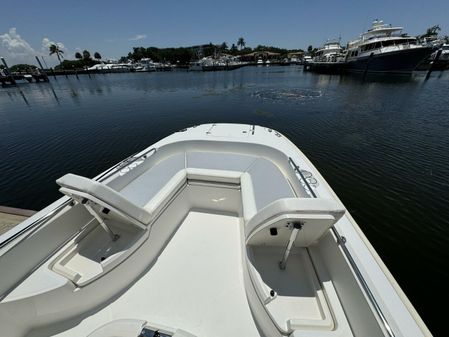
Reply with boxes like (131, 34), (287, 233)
(88, 63), (133, 73)
(302, 55), (312, 66)
(135, 58), (157, 72)
(188, 61), (204, 71)
(429, 43), (449, 70)
(345, 19), (433, 74)
(257, 57), (264, 66)
(304, 40), (345, 73)
(192, 56), (245, 71)
(0, 124), (431, 337)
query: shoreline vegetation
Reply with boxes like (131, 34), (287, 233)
(2, 38), (305, 73)
(1, 26), (447, 74)
(53, 40), (305, 71)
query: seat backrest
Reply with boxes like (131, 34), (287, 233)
(56, 174), (152, 225)
(245, 198), (345, 247)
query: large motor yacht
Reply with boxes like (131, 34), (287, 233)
(0, 124), (431, 337)
(345, 19), (433, 74)
(304, 40), (345, 73)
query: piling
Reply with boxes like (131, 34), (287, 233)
(1, 57), (16, 85)
(426, 49), (442, 80)
(35, 56), (50, 82)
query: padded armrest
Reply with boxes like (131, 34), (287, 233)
(57, 174), (152, 225)
(245, 198), (345, 245)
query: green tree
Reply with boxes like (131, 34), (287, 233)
(49, 44), (64, 62)
(10, 64), (38, 73)
(418, 25), (441, 42)
(94, 52), (102, 61)
(75, 52), (82, 60)
(220, 42), (228, 51)
(230, 43), (238, 54)
(307, 45), (313, 54)
(237, 37), (245, 50)
(82, 50), (91, 60)
(426, 25), (441, 36)
(56, 60), (85, 70)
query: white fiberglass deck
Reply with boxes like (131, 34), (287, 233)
(53, 212), (260, 337)
(0, 124), (432, 337)
(251, 246), (333, 331)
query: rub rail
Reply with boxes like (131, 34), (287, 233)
(288, 156), (395, 337)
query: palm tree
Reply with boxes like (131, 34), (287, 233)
(237, 37), (245, 50)
(82, 50), (91, 60)
(426, 25), (441, 37)
(75, 52), (82, 60)
(94, 52), (102, 61)
(49, 44), (64, 62)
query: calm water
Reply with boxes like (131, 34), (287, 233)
(1, 67), (448, 334)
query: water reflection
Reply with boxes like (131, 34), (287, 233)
(0, 67), (448, 337)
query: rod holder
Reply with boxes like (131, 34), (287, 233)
(279, 222), (303, 270)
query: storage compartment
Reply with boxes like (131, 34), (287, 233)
(51, 219), (146, 286)
(247, 245), (334, 332)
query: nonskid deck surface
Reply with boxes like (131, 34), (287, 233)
(52, 212), (260, 337)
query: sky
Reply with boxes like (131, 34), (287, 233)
(1, 0), (448, 66)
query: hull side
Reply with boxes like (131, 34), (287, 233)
(346, 47), (433, 74)
(305, 62), (345, 74)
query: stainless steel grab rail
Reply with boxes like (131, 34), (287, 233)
(288, 157), (395, 337)
(288, 157), (316, 198)
(0, 147), (158, 301)
(0, 147), (157, 249)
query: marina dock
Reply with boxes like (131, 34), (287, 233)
(0, 73), (49, 85)
(0, 206), (35, 235)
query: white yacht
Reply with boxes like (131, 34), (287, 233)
(0, 124), (431, 337)
(345, 19), (433, 74)
(135, 58), (157, 72)
(305, 40), (346, 73)
(430, 43), (449, 69)
(257, 57), (264, 66)
(88, 63), (132, 72)
(440, 43), (449, 61)
(314, 40), (345, 63)
(302, 55), (312, 65)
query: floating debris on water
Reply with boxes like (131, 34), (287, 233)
(253, 109), (273, 117)
(252, 88), (322, 103)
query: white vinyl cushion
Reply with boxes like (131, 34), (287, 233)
(241, 173), (257, 222)
(57, 174), (152, 225)
(245, 198), (345, 246)
(187, 152), (256, 172)
(247, 158), (295, 210)
(144, 169), (187, 214)
(120, 153), (185, 207)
